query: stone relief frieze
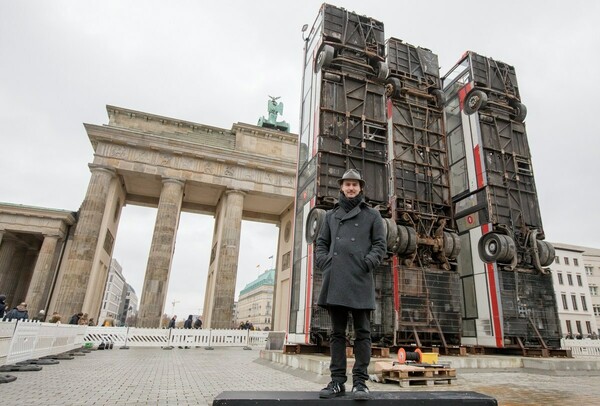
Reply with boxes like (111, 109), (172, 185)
(224, 166), (234, 176)
(112, 145), (128, 159)
(134, 149), (151, 163)
(158, 152), (173, 166)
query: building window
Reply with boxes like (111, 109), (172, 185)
(566, 320), (572, 334)
(567, 274), (573, 286)
(555, 256), (560, 264)
(594, 305), (600, 317)
(581, 295), (588, 312)
(576, 320), (582, 335)
(564, 257), (570, 265)
(591, 285), (599, 296)
(577, 274), (583, 287)
(574, 258), (579, 266)
(586, 321), (592, 334)
(561, 294), (568, 310)
(585, 266), (593, 276)
(558, 273), (564, 285)
(571, 295), (578, 311)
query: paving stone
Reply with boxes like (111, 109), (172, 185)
(0, 348), (598, 405)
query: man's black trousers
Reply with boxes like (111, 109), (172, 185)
(328, 306), (371, 385)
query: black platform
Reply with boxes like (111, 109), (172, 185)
(213, 391), (497, 405)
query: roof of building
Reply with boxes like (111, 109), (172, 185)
(549, 242), (600, 256)
(239, 269), (275, 296)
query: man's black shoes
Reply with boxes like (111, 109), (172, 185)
(319, 381), (345, 399)
(352, 382), (371, 400)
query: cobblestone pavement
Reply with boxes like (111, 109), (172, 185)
(1, 347), (599, 405)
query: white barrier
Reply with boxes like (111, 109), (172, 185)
(1, 322), (279, 365)
(1, 320), (86, 365)
(0, 321), (17, 366)
(82, 327), (276, 349)
(562, 338), (600, 357)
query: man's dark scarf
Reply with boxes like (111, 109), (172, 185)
(338, 191), (364, 213)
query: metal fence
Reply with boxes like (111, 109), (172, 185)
(83, 326), (271, 349)
(0, 320), (86, 366)
(1, 320), (279, 367)
(562, 338), (600, 357)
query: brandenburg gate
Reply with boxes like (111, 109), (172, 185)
(0, 105), (297, 329)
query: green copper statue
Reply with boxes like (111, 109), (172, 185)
(258, 96), (290, 132)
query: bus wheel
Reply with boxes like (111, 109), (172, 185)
(464, 89), (488, 114)
(377, 61), (389, 80)
(478, 233), (514, 263)
(385, 77), (402, 99)
(537, 240), (555, 267)
(315, 45), (334, 73)
(511, 100), (527, 122)
(305, 208), (326, 243)
(384, 218), (399, 252)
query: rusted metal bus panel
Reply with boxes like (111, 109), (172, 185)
(497, 270), (562, 349)
(386, 37), (442, 90)
(470, 52), (520, 99)
(396, 265), (462, 347)
(316, 152), (388, 208)
(321, 3), (386, 61)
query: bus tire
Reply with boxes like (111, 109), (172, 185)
(315, 45), (334, 73)
(305, 208), (326, 244)
(464, 89), (488, 115)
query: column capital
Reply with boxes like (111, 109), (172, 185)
(88, 164), (117, 177)
(161, 177), (185, 187)
(225, 189), (247, 197)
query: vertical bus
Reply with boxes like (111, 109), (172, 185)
(288, 3), (389, 345)
(384, 38), (462, 349)
(442, 51), (561, 351)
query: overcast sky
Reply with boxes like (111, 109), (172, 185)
(1, 1), (599, 320)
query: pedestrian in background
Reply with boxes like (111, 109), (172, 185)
(3, 302), (30, 321)
(102, 314), (115, 327)
(33, 309), (46, 322)
(184, 315), (193, 329)
(78, 313), (89, 325)
(69, 312), (83, 325)
(168, 315), (177, 329)
(315, 169), (386, 400)
(0, 294), (6, 319)
(193, 317), (203, 329)
(48, 312), (62, 323)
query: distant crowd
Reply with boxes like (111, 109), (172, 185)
(0, 294), (119, 327)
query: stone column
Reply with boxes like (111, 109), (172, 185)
(53, 165), (116, 317)
(3, 246), (27, 307)
(12, 248), (39, 307)
(210, 190), (245, 329)
(25, 235), (60, 314)
(0, 230), (5, 247)
(137, 178), (185, 328)
(0, 239), (17, 299)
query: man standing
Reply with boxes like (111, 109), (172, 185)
(316, 169), (386, 400)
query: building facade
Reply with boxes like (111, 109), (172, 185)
(551, 243), (598, 337)
(236, 269), (275, 330)
(118, 283), (138, 326)
(98, 258), (126, 325)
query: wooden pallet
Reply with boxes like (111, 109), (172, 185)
(381, 365), (456, 388)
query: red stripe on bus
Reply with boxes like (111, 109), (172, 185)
(392, 255), (399, 311)
(474, 144), (484, 188)
(482, 223), (503, 348)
